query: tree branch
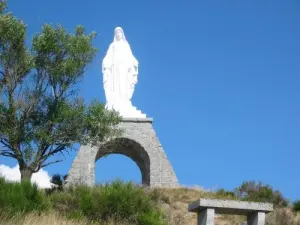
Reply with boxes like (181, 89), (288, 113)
(0, 150), (17, 159)
(40, 144), (66, 162)
(0, 138), (12, 150)
(32, 142), (50, 170)
(41, 143), (50, 157)
(41, 159), (62, 169)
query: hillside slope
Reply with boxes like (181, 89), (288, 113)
(0, 178), (299, 225)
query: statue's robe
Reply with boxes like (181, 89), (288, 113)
(102, 39), (138, 107)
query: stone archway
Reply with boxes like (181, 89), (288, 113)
(95, 138), (150, 185)
(66, 118), (179, 188)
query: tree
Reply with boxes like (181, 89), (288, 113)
(0, 2), (120, 181)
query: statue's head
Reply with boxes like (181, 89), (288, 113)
(114, 27), (125, 42)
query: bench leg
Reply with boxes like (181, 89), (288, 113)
(197, 208), (215, 225)
(247, 212), (266, 225)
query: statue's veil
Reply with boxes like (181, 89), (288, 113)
(112, 27), (135, 58)
(113, 27), (127, 42)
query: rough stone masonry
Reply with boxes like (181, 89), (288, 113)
(66, 118), (179, 188)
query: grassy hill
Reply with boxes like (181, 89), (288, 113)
(0, 178), (299, 225)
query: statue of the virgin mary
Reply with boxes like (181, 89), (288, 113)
(102, 27), (146, 118)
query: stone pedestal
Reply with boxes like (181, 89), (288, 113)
(197, 209), (215, 225)
(66, 118), (179, 188)
(247, 212), (266, 225)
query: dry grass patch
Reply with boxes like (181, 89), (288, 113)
(0, 212), (135, 225)
(0, 212), (92, 225)
(152, 187), (245, 225)
(266, 208), (300, 225)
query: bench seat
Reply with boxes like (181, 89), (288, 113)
(188, 198), (273, 225)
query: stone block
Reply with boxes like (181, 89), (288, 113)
(198, 208), (215, 225)
(247, 212), (266, 225)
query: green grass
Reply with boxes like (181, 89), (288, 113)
(0, 178), (167, 225)
(50, 180), (167, 225)
(1, 177), (296, 225)
(0, 177), (50, 217)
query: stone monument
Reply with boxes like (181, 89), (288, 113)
(66, 27), (178, 187)
(102, 27), (146, 118)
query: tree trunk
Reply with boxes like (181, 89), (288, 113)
(20, 167), (33, 181)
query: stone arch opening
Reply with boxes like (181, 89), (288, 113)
(95, 138), (150, 185)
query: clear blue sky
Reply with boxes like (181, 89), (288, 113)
(1, 0), (299, 200)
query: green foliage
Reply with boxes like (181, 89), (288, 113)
(0, 178), (167, 225)
(51, 180), (167, 225)
(32, 24), (97, 82)
(216, 188), (236, 198)
(85, 101), (122, 146)
(0, 178), (297, 225)
(293, 200), (300, 212)
(0, 0), (7, 13)
(50, 174), (64, 186)
(0, 4), (120, 179)
(234, 181), (288, 207)
(0, 177), (50, 217)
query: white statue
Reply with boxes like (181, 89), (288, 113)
(102, 27), (146, 118)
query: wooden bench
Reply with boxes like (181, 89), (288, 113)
(188, 198), (273, 225)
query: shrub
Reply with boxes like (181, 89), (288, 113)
(50, 174), (64, 187)
(50, 180), (167, 225)
(146, 188), (171, 204)
(216, 188), (236, 198)
(0, 177), (50, 216)
(294, 200), (300, 212)
(48, 173), (68, 193)
(234, 181), (288, 207)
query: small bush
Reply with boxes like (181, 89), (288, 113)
(294, 200), (300, 212)
(216, 188), (236, 198)
(234, 181), (288, 207)
(51, 180), (167, 225)
(50, 174), (64, 187)
(0, 177), (50, 217)
(47, 173), (68, 194)
(146, 188), (171, 204)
